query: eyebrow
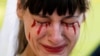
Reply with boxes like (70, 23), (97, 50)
(63, 15), (79, 19)
(37, 14), (79, 20)
(38, 15), (49, 18)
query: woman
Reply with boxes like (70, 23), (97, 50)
(16, 0), (89, 56)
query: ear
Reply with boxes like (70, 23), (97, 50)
(17, 0), (24, 20)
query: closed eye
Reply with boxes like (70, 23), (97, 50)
(38, 15), (50, 19)
(61, 22), (75, 27)
(36, 20), (50, 24)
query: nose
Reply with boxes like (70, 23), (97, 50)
(47, 23), (64, 45)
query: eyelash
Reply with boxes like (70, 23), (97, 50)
(61, 22), (75, 27)
(36, 21), (50, 25)
(37, 21), (75, 27)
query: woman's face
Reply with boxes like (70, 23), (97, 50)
(18, 8), (83, 56)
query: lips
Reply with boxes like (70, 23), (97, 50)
(41, 44), (67, 53)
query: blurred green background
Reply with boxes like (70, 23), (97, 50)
(0, 0), (6, 29)
(0, 0), (100, 56)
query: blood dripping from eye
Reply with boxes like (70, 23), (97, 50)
(66, 21), (80, 34)
(37, 23), (50, 35)
(31, 20), (36, 27)
(29, 20), (36, 40)
(45, 23), (48, 28)
(37, 24), (43, 35)
(66, 24), (69, 30)
(31, 20), (50, 35)
(72, 25), (76, 34)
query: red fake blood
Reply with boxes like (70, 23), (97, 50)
(66, 24), (69, 30)
(46, 23), (48, 28)
(45, 22), (50, 28)
(37, 24), (43, 35)
(72, 24), (76, 34)
(31, 20), (36, 27)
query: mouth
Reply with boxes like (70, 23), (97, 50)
(41, 44), (67, 53)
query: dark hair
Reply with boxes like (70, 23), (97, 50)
(16, 0), (89, 55)
(23, 0), (89, 16)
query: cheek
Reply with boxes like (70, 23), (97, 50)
(27, 20), (36, 41)
(31, 20), (43, 35)
(28, 32), (31, 40)
(72, 25), (76, 34)
(28, 20), (49, 40)
(31, 20), (50, 35)
(31, 20), (36, 27)
(37, 24), (43, 35)
(37, 23), (50, 35)
(27, 21), (49, 49)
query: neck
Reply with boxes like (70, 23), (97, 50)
(21, 44), (35, 56)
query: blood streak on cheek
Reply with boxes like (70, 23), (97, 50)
(65, 23), (76, 34)
(72, 21), (80, 34)
(31, 20), (36, 27)
(29, 20), (36, 40)
(72, 24), (76, 34)
(45, 23), (48, 28)
(37, 23), (50, 35)
(66, 24), (68, 30)
(45, 23), (50, 28)
(65, 21), (80, 34)
(37, 24), (43, 35)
